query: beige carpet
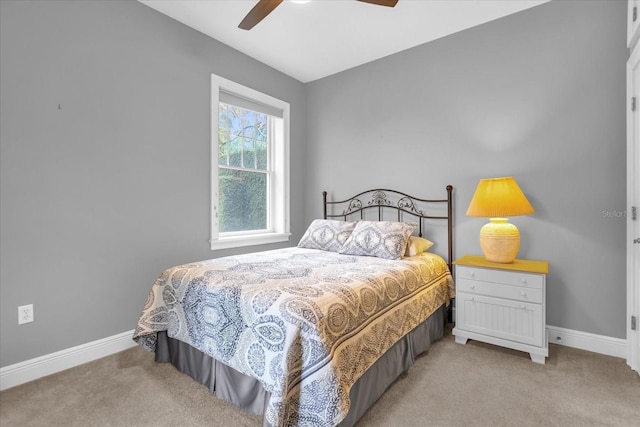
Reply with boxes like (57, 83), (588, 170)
(1, 330), (638, 427)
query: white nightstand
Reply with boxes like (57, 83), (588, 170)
(452, 255), (549, 364)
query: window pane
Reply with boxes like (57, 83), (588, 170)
(256, 141), (267, 170)
(223, 104), (244, 138)
(219, 103), (230, 127)
(242, 111), (268, 142)
(218, 168), (267, 233)
(228, 136), (242, 167)
(243, 138), (256, 169)
(218, 129), (230, 165)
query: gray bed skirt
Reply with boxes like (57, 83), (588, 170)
(154, 304), (447, 427)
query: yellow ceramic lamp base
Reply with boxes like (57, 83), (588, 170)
(479, 218), (520, 263)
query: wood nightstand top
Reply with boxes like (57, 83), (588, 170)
(453, 254), (548, 274)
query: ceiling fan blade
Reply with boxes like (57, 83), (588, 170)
(239, 0), (284, 30)
(357, 0), (398, 7)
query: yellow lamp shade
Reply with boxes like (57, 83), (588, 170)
(466, 177), (534, 263)
(466, 177), (534, 217)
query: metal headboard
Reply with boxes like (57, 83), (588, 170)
(322, 185), (454, 270)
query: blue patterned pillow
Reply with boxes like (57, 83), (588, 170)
(339, 221), (417, 260)
(298, 219), (358, 252)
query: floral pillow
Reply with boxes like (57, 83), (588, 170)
(339, 221), (417, 260)
(298, 219), (358, 252)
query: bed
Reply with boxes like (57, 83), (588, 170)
(133, 187), (455, 427)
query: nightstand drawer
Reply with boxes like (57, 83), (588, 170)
(457, 278), (543, 304)
(456, 266), (543, 289)
(456, 292), (544, 347)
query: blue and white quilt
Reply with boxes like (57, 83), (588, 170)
(133, 247), (454, 427)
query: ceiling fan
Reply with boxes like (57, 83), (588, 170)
(239, 0), (398, 30)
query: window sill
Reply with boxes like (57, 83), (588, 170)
(209, 232), (291, 251)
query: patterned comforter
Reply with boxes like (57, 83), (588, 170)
(133, 247), (454, 427)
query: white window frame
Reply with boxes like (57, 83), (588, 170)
(210, 74), (290, 250)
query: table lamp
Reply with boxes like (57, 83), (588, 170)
(466, 177), (534, 263)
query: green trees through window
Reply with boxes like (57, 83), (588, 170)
(218, 103), (269, 233)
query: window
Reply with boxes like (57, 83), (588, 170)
(210, 74), (290, 250)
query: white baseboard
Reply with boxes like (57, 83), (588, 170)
(546, 325), (627, 359)
(0, 330), (137, 391)
(0, 326), (628, 391)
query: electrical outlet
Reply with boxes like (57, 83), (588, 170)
(18, 304), (34, 325)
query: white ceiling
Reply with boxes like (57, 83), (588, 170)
(139, 0), (549, 83)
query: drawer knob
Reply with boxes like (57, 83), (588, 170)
(520, 304), (526, 309)
(470, 285), (475, 290)
(470, 272), (475, 277)
(470, 297), (475, 301)
(521, 278), (527, 284)
(521, 291), (527, 297)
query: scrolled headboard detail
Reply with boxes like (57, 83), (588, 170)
(323, 186), (454, 270)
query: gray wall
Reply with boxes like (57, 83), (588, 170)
(305, 0), (627, 338)
(0, 0), (307, 367)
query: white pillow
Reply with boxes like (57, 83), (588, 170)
(339, 221), (416, 260)
(404, 236), (434, 257)
(298, 219), (358, 252)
